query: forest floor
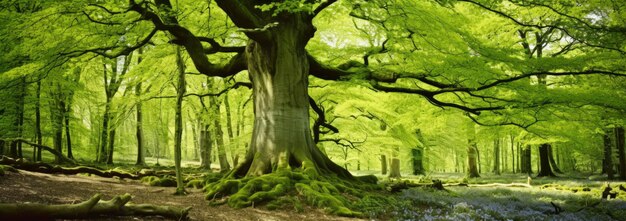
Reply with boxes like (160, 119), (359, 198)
(2, 168), (626, 220)
(0, 169), (355, 221)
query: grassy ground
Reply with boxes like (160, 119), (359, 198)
(12, 148), (626, 220)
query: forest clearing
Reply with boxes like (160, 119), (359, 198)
(1, 0), (626, 220)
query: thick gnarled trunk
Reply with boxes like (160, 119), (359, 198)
(232, 16), (350, 178)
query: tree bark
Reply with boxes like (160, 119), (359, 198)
(389, 147), (401, 178)
(223, 86), (237, 165)
(35, 80), (42, 161)
(98, 100), (110, 163)
(603, 130), (615, 179)
(16, 76), (26, 159)
(521, 145), (532, 175)
(106, 129), (116, 165)
(615, 127), (625, 180)
(207, 78), (230, 172)
(135, 49), (146, 166)
(548, 145), (562, 173)
(380, 155), (387, 175)
(51, 85), (64, 163)
(227, 16), (351, 179)
(411, 148), (424, 175)
(467, 139), (480, 178)
(200, 125), (213, 169)
(173, 46), (186, 194)
(510, 134), (515, 173)
(492, 138), (500, 175)
(537, 143), (556, 177)
(64, 111), (73, 159)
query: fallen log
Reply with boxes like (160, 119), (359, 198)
(0, 193), (191, 220)
(462, 183), (533, 188)
(0, 156), (140, 179)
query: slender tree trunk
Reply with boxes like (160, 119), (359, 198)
(64, 106), (73, 159)
(135, 82), (145, 166)
(223, 87), (237, 166)
(615, 127), (625, 180)
(510, 134), (515, 173)
(380, 155), (387, 175)
(106, 129), (116, 164)
(98, 101), (110, 163)
(548, 145), (562, 173)
(35, 81), (42, 161)
(493, 138), (500, 175)
(516, 142), (521, 173)
(135, 48), (146, 166)
(51, 83), (65, 163)
(190, 115), (199, 161)
(603, 131), (615, 179)
(17, 77), (25, 159)
(521, 145), (532, 175)
(537, 143), (556, 177)
(173, 46), (186, 194)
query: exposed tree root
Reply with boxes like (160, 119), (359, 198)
(0, 156), (140, 179)
(0, 164), (17, 176)
(0, 193), (191, 220)
(2, 139), (76, 164)
(203, 169), (380, 217)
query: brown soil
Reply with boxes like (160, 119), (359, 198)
(0, 170), (360, 221)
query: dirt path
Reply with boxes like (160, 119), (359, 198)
(0, 170), (358, 221)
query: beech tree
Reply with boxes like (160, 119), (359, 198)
(2, 0), (626, 215)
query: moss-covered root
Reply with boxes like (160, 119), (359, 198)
(0, 193), (191, 220)
(295, 182), (361, 217)
(140, 175), (177, 187)
(0, 165), (18, 176)
(204, 170), (377, 217)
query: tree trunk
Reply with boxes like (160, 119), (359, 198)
(615, 127), (625, 180)
(510, 134), (515, 173)
(16, 76), (25, 159)
(135, 48), (146, 166)
(51, 84), (65, 163)
(516, 142), (521, 173)
(223, 87), (237, 166)
(603, 131), (614, 179)
(135, 83), (145, 166)
(411, 148), (424, 175)
(190, 116), (199, 161)
(492, 138), (500, 175)
(35, 81), (42, 161)
(199, 126), (213, 169)
(467, 139), (480, 178)
(98, 100), (111, 163)
(380, 155), (387, 175)
(548, 145), (562, 173)
(537, 143), (556, 177)
(211, 96), (230, 172)
(388, 147), (401, 178)
(106, 129), (116, 165)
(64, 106), (73, 160)
(173, 46), (186, 194)
(521, 145), (532, 175)
(229, 17), (351, 179)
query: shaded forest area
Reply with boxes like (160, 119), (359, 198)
(1, 0), (626, 220)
